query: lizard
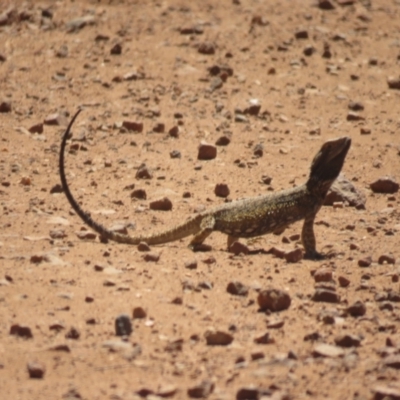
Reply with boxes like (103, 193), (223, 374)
(59, 109), (351, 260)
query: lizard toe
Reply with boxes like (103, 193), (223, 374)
(304, 251), (325, 261)
(189, 243), (212, 252)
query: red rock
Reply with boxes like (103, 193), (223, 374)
(135, 164), (153, 179)
(373, 386), (400, 400)
(358, 256), (372, 267)
(28, 123), (43, 134)
(347, 300), (366, 317)
(168, 126), (179, 137)
(132, 307), (147, 319)
(122, 121), (143, 132)
(149, 197), (172, 211)
(284, 248), (303, 263)
(378, 254), (396, 265)
(44, 113), (67, 126)
(10, 324), (33, 338)
(197, 42), (215, 55)
(137, 242), (150, 252)
(335, 334), (361, 347)
(384, 355), (400, 369)
(110, 43), (122, 55)
(65, 327), (80, 340)
(338, 276), (350, 287)
(318, 0), (335, 10)
(258, 288), (291, 311)
(142, 252), (160, 262)
(370, 177), (399, 194)
(76, 231), (97, 240)
(388, 76), (400, 90)
(131, 189), (147, 199)
(187, 380), (214, 398)
(198, 142), (217, 160)
(179, 25), (204, 35)
(214, 183), (230, 198)
(152, 122), (165, 133)
(226, 281), (249, 296)
(0, 101), (11, 113)
(313, 267), (333, 282)
(312, 289), (340, 303)
(27, 361), (46, 379)
(204, 329), (233, 345)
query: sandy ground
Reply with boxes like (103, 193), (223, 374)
(1, 0), (400, 399)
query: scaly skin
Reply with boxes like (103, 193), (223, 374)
(59, 109), (351, 259)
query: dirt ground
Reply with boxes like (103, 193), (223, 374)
(1, 0), (400, 399)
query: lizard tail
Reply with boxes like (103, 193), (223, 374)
(59, 109), (200, 245)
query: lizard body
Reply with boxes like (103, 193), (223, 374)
(59, 109), (351, 259)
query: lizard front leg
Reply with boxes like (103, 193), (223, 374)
(301, 214), (323, 260)
(189, 214), (215, 251)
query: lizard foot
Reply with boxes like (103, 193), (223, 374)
(189, 243), (212, 252)
(304, 251), (325, 260)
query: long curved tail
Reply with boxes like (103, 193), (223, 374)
(59, 109), (200, 245)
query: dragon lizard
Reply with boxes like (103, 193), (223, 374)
(59, 109), (351, 259)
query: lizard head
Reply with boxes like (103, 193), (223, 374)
(308, 136), (351, 196)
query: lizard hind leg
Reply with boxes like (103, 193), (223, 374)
(189, 214), (215, 252)
(227, 235), (239, 250)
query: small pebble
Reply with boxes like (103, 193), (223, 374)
(184, 260), (198, 270)
(10, 324), (33, 339)
(29, 123), (44, 134)
(122, 121), (143, 132)
(313, 343), (344, 358)
(204, 329), (233, 345)
(226, 281), (249, 296)
(0, 100), (11, 113)
(27, 361), (46, 379)
(110, 43), (122, 55)
(153, 122), (165, 133)
(370, 177), (399, 194)
(198, 42), (215, 55)
(137, 242), (150, 252)
(187, 380), (215, 398)
(378, 254), (396, 265)
(65, 326), (80, 340)
(387, 76), (400, 90)
(338, 276), (350, 287)
(348, 101), (364, 111)
(358, 256), (372, 267)
(149, 197), (172, 211)
(347, 300), (366, 317)
(170, 150), (181, 159)
(214, 183), (230, 198)
(258, 288), (291, 311)
(115, 314), (132, 336)
(131, 189), (147, 199)
(313, 267), (333, 282)
(360, 127), (371, 135)
(284, 248), (303, 263)
(168, 126), (179, 137)
(132, 307), (147, 319)
(312, 289), (340, 303)
(198, 142), (217, 160)
(44, 113), (66, 126)
(334, 334), (361, 347)
(135, 164), (153, 179)
(142, 252), (160, 262)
